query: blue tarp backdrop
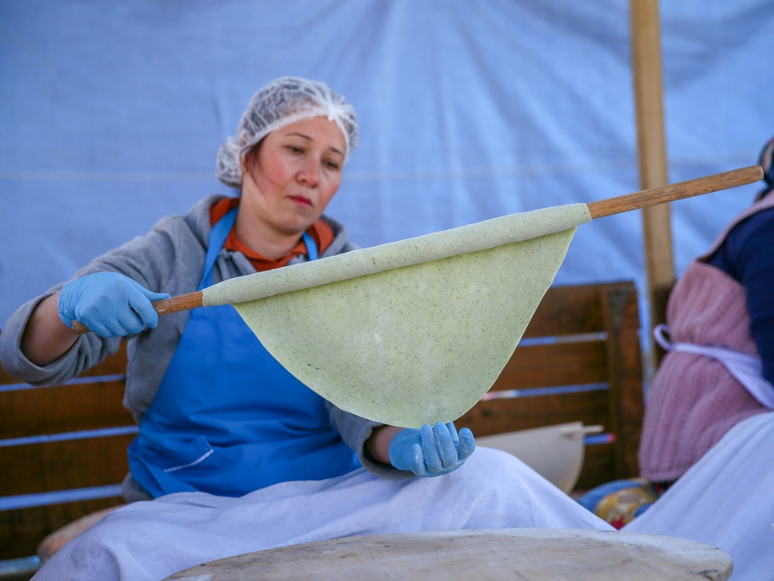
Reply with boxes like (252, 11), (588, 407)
(2, 1), (773, 336)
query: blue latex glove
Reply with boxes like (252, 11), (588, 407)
(388, 421), (475, 477)
(58, 272), (170, 338)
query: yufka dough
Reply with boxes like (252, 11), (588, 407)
(203, 204), (591, 428)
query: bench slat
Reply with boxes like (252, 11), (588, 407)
(600, 284), (643, 479)
(0, 381), (132, 440)
(458, 390), (610, 437)
(0, 343), (128, 387)
(524, 284), (605, 337)
(0, 436), (133, 497)
(494, 341), (608, 390)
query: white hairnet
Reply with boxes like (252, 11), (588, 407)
(216, 77), (359, 188)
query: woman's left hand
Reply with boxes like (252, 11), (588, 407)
(388, 422), (475, 477)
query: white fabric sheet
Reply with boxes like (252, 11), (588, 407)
(624, 412), (774, 580)
(31, 447), (612, 581)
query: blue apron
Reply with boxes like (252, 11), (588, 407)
(128, 209), (360, 498)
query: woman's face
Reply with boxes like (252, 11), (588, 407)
(241, 116), (346, 238)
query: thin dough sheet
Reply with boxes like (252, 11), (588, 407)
(234, 225), (580, 427)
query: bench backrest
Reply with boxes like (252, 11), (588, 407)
(0, 280), (644, 560)
(457, 280), (644, 490)
(0, 343), (131, 560)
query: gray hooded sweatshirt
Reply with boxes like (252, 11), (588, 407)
(0, 195), (410, 501)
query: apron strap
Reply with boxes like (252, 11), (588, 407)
(200, 208), (319, 291)
(303, 231), (318, 261)
(654, 324), (774, 409)
(199, 207), (238, 290)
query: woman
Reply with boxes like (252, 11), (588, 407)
(622, 137), (774, 580)
(0, 77), (609, 580)
(638, 136), (774, 489)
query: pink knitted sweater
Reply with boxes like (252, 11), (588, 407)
(638, 194), (774, 482)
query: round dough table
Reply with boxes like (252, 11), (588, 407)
(163, 528), (733, 580)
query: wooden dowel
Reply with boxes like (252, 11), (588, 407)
(153, 291), (204, 315)
(587, 165), (763, 219)
(70, 165), (762, 335)
(71, 291), (203, 335)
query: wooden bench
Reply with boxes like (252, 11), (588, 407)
(458, 280), (644, 491)
(0, 280), (644, 574)
(0, 339), (132, 574)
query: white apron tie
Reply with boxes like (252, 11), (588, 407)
(654, 324), (774, 410)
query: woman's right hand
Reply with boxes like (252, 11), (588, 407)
(58, 272), (170, 338)
(388, 422), (476, 477)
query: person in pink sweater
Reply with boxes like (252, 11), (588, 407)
(639, 136), (774, 489)
(581, 138), (774, 580)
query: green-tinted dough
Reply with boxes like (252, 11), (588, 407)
(206, 204), (591, 427)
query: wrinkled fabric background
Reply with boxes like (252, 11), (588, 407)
(2, 0), (773, 335)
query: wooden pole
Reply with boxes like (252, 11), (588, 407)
(630, 0), (672, 371)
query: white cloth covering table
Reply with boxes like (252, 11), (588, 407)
(30, 448), (613, 581)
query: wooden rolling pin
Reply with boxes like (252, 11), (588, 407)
(72, 164), (763, 335)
